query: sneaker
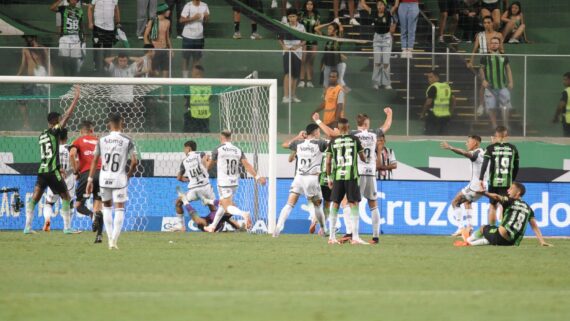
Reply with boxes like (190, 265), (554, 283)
(282, 96), (291, 104)
(328, 238), (340, 244)
(94, 234), (103, 244)
(351, 238), (369, 245)
(233, 31), (242, 39)
(453, 240), (470, 247)
(250, 32), (263, 40)
(281, 16), (288, 24)
(349, 18), (360, 26)
(272, 226), (281, 237)
(63, 228), (82, 234)
(451, 35), (461, 43)
(242, 211), (252, 229)
(333, 18), (340, 25)
(451, 227), (462, 237)
(338, 233), (352, 244)
(285, 1), (291, 8)
(384, 85), (393, 90)
(373, 84), (380, 90)
(43, 220), (51, 232)
(292, 96), (301, 103)
(306, 81), (314, 88)
(476, 104), (485, 116)
(204, 224), (216, 233)
(369, 237), (379, 245)
(408, 50), (414, 58)
(438, 36), (445, 43)
(271, 0), (278, 8)
(508, 38), (519, 44)
(401, 50), (408, 59)
(176, 35), (182, 39)
(23, 228), (37, 234)
(461, 226), (473, 242)
(309, 221), (317, 234)
(297, 81), (305, 88)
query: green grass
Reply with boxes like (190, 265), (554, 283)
(0, 232), (569, 321)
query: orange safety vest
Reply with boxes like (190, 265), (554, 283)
(323, 85), (344, 125)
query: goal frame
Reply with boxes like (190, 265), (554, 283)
(0, 75), (278, 234)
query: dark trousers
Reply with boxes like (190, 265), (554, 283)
(183, 112), (210, 133)
(563, 122), (570, 137)
(424, 111), (450, 135)
(166, 0), (184, 37)
(458, 14), (479, 41)
(92, 26), (115, 71)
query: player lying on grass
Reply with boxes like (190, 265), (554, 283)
(455, 182), (552, 247)
(273, 123), (329, 237)
(441, 135), (487, 237)
(177, 191), (244, 232)
(24, 86), (80, 234)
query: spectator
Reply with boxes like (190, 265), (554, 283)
(105, 52), (145, 125)
(552, 72), (570, 137)
(298, 0), (320, 88)
(279, 8), (306, 103)
(438, 0), (460, 43)
(276, 0), (301, 24)
(50, 0), (84, 76)
(332, 0), (363, 25)
(480, 0), (507, 31)
(184, 65), (212, 132)
(395, 0), (419, 58)
(144, 3), (172, 79)
(232, 0), (263, 40)
(166, 0), (184, 38)
(134, 44), (156, 78)
(53, 0), (83, 33)
(362, 0), (395, 90)
(16, 35), (51, 130)
(137, 0), (157, 40)
(421, 70), (456, 135)
(479, 36), (513, 129)
(458, 0), (480, 42)
(313, 70), (345, 127)
(376, 134), (397, 180)
(88, 0), (120, 72)
(179, 0), (209, 78)
(315, 21), (347, 88)
(501, 1), (526, 44)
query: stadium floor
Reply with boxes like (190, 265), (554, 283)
(1, 232), (569, 321)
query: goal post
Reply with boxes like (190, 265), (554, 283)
(0, 76), (278, 234)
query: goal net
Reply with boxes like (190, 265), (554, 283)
(0, 76), (277, 234)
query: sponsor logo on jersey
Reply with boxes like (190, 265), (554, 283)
(103, 138), (124, 146)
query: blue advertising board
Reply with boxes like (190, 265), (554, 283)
(1, 176), (569, 236)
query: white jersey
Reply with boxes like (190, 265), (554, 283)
(95, 131), (136, 189)
(58, 144), (73, 178)
(352, 128), (384, 176)
(212, 142), (245, 187)
(289, 139), (328, 176)
(468, 147), (487, 191)
(179, 151), (210, 189)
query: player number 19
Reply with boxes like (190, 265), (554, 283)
(494, 156), (510, 175)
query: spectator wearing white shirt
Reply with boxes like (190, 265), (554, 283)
(278, 8), (305, 104)
(179, 0), (209, 78)
(376, 135), (397, 180)
(88, 0), (120, 72)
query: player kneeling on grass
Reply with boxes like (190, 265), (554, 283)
(274, 123), (329, 237)
(174, 140), (244, 232)
(86, 114), (138, 250)
(455, 182), (552, 247)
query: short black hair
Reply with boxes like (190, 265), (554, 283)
(59, 128), (68, 141)
(305, 123), (319, 135)
(193, 65), (205, 72)
(482, 15), (493, 22)
(564, 72), (570, 79)
(80, 119), (94, 130)
(469, 135), (482, 143)
(184, 140), (197, 151)
(495, 125), (508, 134)
(513, 182), (526, 197)
(107, 113), (123, 125)
(47, 112), (61, 125)
(286, 8), (298, 16)
(428, 70), (440, 78)
(221, 130), (232, 139)
(117, 52), (129, 59)
(143, 44), (154, 53)
(338, 118), (349, 125)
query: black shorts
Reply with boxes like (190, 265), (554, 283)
(233, 0), (263, 12)
(321, 184), (332, 202)
(92, 25), (116, 47)
(482, 225), (515, 246)
(152, 49), (169, 72)
(283, 53), (302, 79)
(481, 2), (500, 12)
(488, 186), (508, 205)
(182, 37), (204, 60)
(438, 0), (459, 15)
(76, 170), (101, 202)
(36, 172), (68, 195)
(331, 179), (361, 204)
(197, 213), (232, 232)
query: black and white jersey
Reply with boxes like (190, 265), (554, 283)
(95, 131), (136, 189)
(351, 128), (384, 176)
(211, 142), (245, 187)
(178, 151), (209, 189)
(469, 147), (487, 190)
(289, 139), (328, 176)
(58, 144), (73, 178)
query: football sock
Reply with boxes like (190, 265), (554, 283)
(453, 206), (463, 228)
(313, 204), (327, 233)
(252, 23), (257, 33)
(371, 207), (380, 238)
(43, 203), (54, 223)
(102, 207), (114, 242)
(112, 208), (125, 244)
(61, 199), (71, 230)
(467, 230), (483, 243)
(276, 204), (293, 233)
(76, 203), (93, 217)
(234, 22), (240, 32)
(209, 206), (225, 228)
(329, 207), (339, 240)
(464, 208), (473, 228)
(351, 206), (360, 240)
(95, 211), (103, 235)
(470, 238), (490, 246)
(177, 214), (185, 227)
(25, 199), (37, 230)
(343, 206), (353, 234)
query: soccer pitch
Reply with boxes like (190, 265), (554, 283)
(0, 232), (569, 321)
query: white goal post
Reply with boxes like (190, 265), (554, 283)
(0, 76), (278, 234)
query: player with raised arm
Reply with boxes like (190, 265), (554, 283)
(273, 124), (329, 237)
(86, 113), (138, 249)
(23, 86), (80, 234)
(441, 135), (487, 237)
(204, 130), (267, 233)
(479, 126), (519, 226)
(324, 118), (366, 244)
(42, 128), (80, 233)
(70, 120), (104, 243)
(455, 182), (552, 247)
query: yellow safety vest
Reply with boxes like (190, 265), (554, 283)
(565, 87), (570, 124)
(427, 82), (451, 117)
(189, 85), (212, 119)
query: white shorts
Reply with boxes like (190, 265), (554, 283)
(484, 88), (512, 110)
(289, 175), (322, 200)
(185, 184), (216, 202)
(359, 175), (378, 200)
(100, 187), (128, 203)
(218, 186), (238, 200)
(461, 185), (483, 202)
(59, 35), (82, 58)
(45, 175), (76, 203)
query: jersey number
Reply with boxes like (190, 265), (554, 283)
(336, 149), (353, 167)
(103, 153), (121, 172)
(66, 19), (79, 31)
(39, 135), (53, 160)
(507, 210), (526, 232)
(188, 167), (204, 178)
(226, 159), (238, 175)
(494, 156), (510, 175)
(300, 158), (312, 168)
(363, 148), (371, 162)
